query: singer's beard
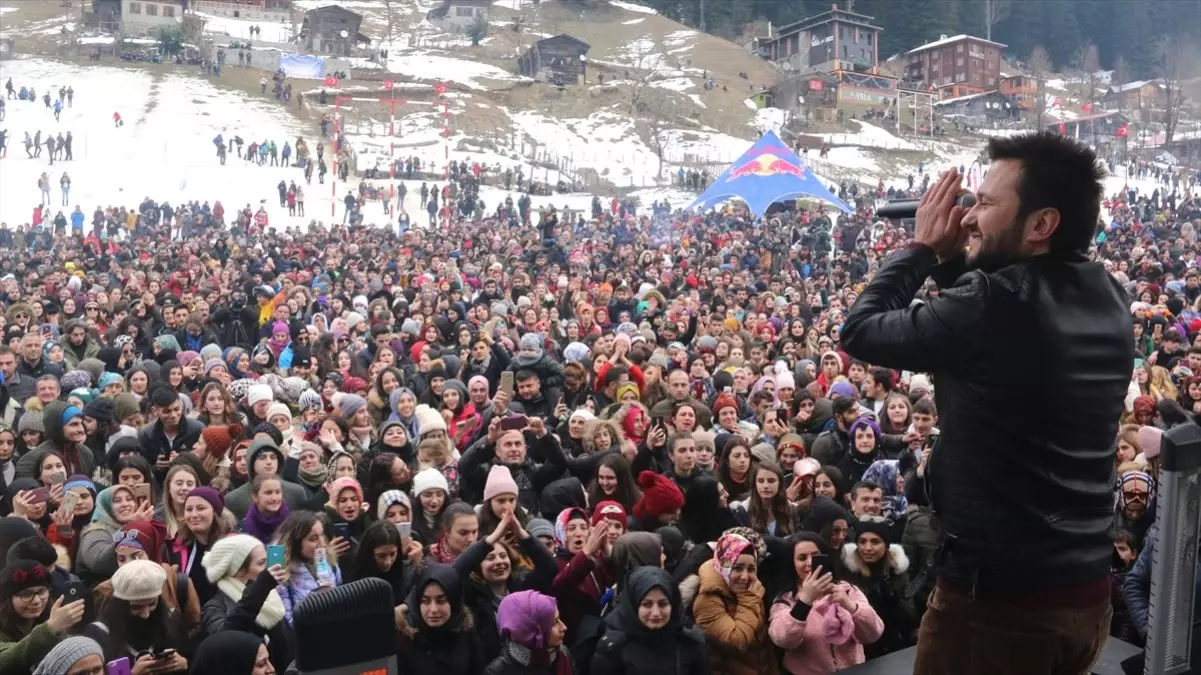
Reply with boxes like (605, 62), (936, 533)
(965, 219), (1026, 274)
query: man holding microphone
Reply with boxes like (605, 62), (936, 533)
(841, 132), (1131, 675)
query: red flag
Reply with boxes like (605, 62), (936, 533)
(323, 76), (339, 87)
(1116, 123), (1128, 138)
(1081, 102), (1092, 113)
(383, 80), (393, 90)
(434, 83), (448, 95)
(1058, 122), (1067, 134)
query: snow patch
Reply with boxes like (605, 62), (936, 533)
(0, 7), (18, 14)
(386, 49), (522, 89)
(815, 120), (919, 151)
(609, 0), (657, 14)
(622, 18), (645, 25)
(197, 13), (294, 42)
(650, 77), (693, 92)
(743, 98), (757, 110)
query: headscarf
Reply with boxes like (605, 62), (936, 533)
(612, 566), (682, 637)
(554, 507), (589, 554)
(712, 532), (753, 583)
(223, 346), (252, 379)
(496, 590), (559, 650)
(610, 532), (663, 574)
(189, 631), (266, 675)
(404, 563), (465, 636)
(860, 459), (908, 520)
(89, 485), (135, 531)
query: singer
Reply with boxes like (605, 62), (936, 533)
(840, 133), (1132, 675)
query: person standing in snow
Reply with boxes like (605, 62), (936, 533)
(278, 180), (288, 208)
(286, 184), (297, 216)
(0, 128), (7, 158)
(66, 86), (73, 107)
(55, 133), (65, 161)
(53, 98), (62, 121)
(113, 111), (122, 127)
(60, 172), (71, 205)
(45, 134), (56, 165)
(24, 131), (33, 158)
(71, 205), (85, 233)
(4, 78), (12, 98)
(260, 75), (268, 94)
(304, 158), (313, 184)
(318, 158), (327, 184)
(295, 184), (305, 216)
(38, 172), (50, 205)
(63, 131), (73, 161)
(282, 141), (291, 166)
(33, 130), (41, 157)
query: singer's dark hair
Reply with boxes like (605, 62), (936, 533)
(986, 132), (1104, 256)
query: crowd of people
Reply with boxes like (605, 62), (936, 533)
(0, 128), (1196, 675)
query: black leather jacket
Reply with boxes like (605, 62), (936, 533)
(841, 245), (1131, 592)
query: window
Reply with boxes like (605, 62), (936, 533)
(128, 2), (141, 13)
(145, 2), (157, 15)
(957, 73), (967, 83)
(957, 44), (964, 52)
(455, 6), (474, 16)
(988, 77), (996, 86)
(163, 4), (174, 16)
(956, 57), (963, 66)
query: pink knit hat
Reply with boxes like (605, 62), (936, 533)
(327, 476), (364, 505)
(483, 465), (520, 502)
(1138, 426), (1163, 459)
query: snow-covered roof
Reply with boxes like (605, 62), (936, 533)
(934, 91), (997, 106)
(1110, 79), (1160, 93)
(907, 34), (1006, 55)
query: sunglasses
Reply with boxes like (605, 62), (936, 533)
(1123, 490), (1149, 502)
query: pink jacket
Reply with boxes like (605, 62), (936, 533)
(768, 582), (884, 675)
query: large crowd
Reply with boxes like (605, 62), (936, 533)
(0, 136), (1198, 675)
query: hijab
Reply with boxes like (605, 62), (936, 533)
(190, 630), (265, 675)
(404, 563), (465, 640)
(713, 532), (753, 584)
(610, 566), (683, 638)
(860, 459), (908, 521)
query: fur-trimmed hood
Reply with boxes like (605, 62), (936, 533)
(840, 543), (909, 579)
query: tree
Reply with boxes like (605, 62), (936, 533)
(638, 90), (674, 180)
(465, 13), (488, 46)
(156, 25), (184, 56)
(1074, 42), (1101, 108)
(1028, 44), (1052, 131)
(627, 38), (669, 114)
(983, 0), (1010, 41)
(1157, 36), (1201, 145)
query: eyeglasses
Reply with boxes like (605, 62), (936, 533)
(14, 587), (49, 602)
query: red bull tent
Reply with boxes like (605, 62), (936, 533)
(686, 130), (853, 216)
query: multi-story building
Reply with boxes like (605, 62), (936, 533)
(763, 4), (881, 76)
(121, 0), (186, 36)
(905, 34), (1005, 99)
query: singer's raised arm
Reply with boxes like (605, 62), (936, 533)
(840, 244), (992, 374)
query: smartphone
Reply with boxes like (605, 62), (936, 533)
(810, 553), (835, 579)
(63, 580), (87, 605)
(49, 471), (67, 486)
(650, 416), (665, 429)
(107, 657), (132, 675)
(27, 487), (50, 505)
(61, 489), (80, 514)
(498, 371), (515, 398)
(154, 649), (177, 661)
(266, 544), (285, 568)
(501, 414), (528, 431)
(395, 522), (412, 539)
(332, 522), (351, 540)
(775, 408), (789, 421)
(133, 483), (152, 502)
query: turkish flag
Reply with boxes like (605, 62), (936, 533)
(324, 76), (339, 87)
(383, 80), (393, 90)
(434, 83), (448, 95)
(1081, 102), (1092, 113)
(1116, 123), (1128, 138)
(1059, 122), (1067, 134)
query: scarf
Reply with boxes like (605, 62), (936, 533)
(811, 593), (855, 645)
(505, 641), (572, 674)
(217, 577), (286, 630)
(297, 466), (327, 489)
(429, 536), (457, 564)
(242, 502), (291, 543)
(268, 336), (289, 358)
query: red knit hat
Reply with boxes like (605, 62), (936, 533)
(201, 423), (243, 460)
(591, 500), (627, 527)
(711, 392), (739, 417)
(633, 471), (684, 521)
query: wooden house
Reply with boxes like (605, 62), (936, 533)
(426, 0), (490, 31)
(300, 5), (368, 56)
(518, 34), (590, 85)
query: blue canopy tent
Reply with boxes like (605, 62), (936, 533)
(687, 130), (853, 216)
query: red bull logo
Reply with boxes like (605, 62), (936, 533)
(726, 152), (806, 181)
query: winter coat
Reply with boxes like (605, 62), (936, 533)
(278, 559), (343, 625)
(0, 622), (63, 674)
(136, 417), (206, 476)
(15, 401), (96, 480)
(395, 565), (488, 675)
(1123, 529), (1201, 639)
(692, 559), (779, 675)
(201, 568), (294, 672)
(768, 583), (882, 675)
(589, 568), (709, 675)
(838, 543), (915, 658)
(900, 504), (940, 617)
(458, 433), (569, 512)
(93, 562), (201, 636)
(455, 536), (559, 661)
(551, 550), (615, 644)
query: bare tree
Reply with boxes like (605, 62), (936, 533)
(983, 0), (1010, 41)
(1073, 42), (1100, 108)
(1111, 55), (1131, 113)
(628, 38), (670, 113)
(1157, 37), (1201, 145)
(383, 0), (394, 44)
(638, 90), (675, 179)
(1028, 45), (1052, 131)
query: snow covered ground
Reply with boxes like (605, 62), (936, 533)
(385, 49), (524, 89)
(609, 0), (657, 14)
(197, 13), (294, 43)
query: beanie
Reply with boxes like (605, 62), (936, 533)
(591, 500), (627, 527)
(111, 559), (167, 602)
(908, 373), (933, 394)
(227, 378), (253, 403)
(200, 424), (242, 460)
(1, 560), (49, 600)
(98, 372), (123, 392)
(828, 381), (857, 399)
(414, 404), (447, 437)
(615, 382), (640, 401)
(1138, 425), (1164, 460)
(333, 393), (367, 420)
(114, 520), (166, 563)
(711, 392), (739, 417)
(411, 468), (450, 499)
(203, 534), (264, 583)
(376, 490), (411, 521)
(32, 636), (104, 675)
(60, 370), (93, 392)
(17, 411), (45, 435)
(519, 333), (543, 355)
(298, 389), (324, 412)
(266, 402), (292, 423)
(633, 471), (685, 521)
(526, 518), (555, 540)
(247, 384), (274, 407)
(186, 486), (225, 515)
(483, 464), (520, 502)
(563, 342), (590, 363)
(113, 393), (141, 422)
(327, 476), (364, 505)
(82, 398), (115, 424)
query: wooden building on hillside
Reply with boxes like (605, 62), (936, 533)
(300, 5), (369, 56)
(518, 34), (590, 85)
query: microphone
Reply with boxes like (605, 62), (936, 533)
(875, 193), (977, 220)
(292, 577), (398, 675)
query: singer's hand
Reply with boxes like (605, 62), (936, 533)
(916, 169), (969, 262)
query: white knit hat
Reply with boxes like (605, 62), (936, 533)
(414, 404), (447, 437)
(202, 534), (265, 584)
(267, 402), (292, 423)
(411, 468), (449, 499)
(377, 489), (412, 521)
(247, 384), (274, 406)
(111, 559), (167, 602)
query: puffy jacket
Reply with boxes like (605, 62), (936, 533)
(692, 559), (779, 675)
(838, 543), (916, 658)
(841, 246), (1132, 593)
(1123, 528), (1201, 639)
(201, 569), (294, 672)
(768, 583), (883, 675)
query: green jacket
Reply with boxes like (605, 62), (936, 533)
(0, 622), (63, 673)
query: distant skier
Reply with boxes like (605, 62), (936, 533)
(113, 111), (123, 127)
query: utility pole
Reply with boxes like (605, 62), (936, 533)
(984, 0), (992, 40)
(699, 0), (705, 34)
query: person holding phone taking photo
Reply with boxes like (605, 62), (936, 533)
(199, 534), (292, 674)
(0, 560), (86, 673)
(768, 532), (883, 674)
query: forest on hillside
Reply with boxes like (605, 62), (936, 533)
(632, 0), (1200, 79)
